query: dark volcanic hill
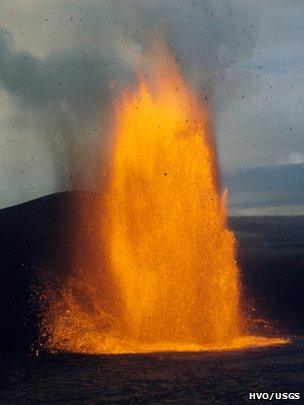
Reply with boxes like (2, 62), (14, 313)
(0, 191), (99, 353)
(0, 192), (304, 353)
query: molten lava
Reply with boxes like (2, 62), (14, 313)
(42, 46), (287, 354)
(104, 51), (240, 347)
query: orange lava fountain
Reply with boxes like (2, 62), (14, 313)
(42, 46), (287, 354)
(105, 51), (240, 347)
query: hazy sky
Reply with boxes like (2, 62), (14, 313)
(0, 1), (303, 208)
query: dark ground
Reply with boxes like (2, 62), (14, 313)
(0, 192), (303, 403)
(1, 343), (304, 404)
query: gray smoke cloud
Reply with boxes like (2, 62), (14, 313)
(0, 24), (132, 192)
(0, 1), (255, 113)
(0, 0), (257, 206)
(1, 0), (303, 211)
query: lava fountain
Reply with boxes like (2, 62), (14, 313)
(43, 46), (287, 354)
(104, 49), (240, 348)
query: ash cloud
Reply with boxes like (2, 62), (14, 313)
(0, 29), (129, 115)
(0, 25), (133, 192)
(0, 1), (255, 112)
(3, 0), (300, 209)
